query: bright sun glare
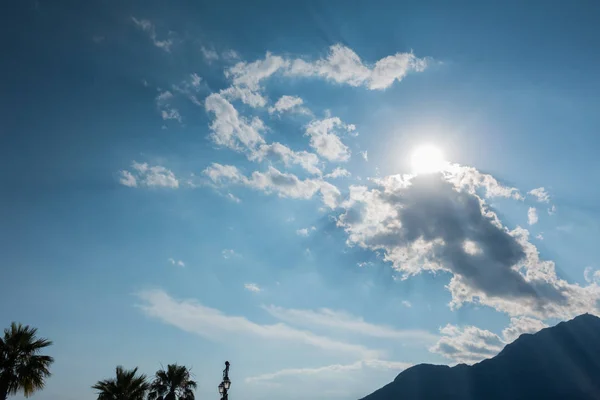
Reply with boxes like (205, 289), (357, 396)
(410, 144), (446, 174)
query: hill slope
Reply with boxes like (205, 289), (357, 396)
(361, 313), (600, 400)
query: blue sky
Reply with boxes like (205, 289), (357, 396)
(2, 1), (600, 399)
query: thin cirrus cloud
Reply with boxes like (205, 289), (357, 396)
(245, 359), (411, 384)
(296, 227), (316, 237)
(131, 17), (172, 52)
(135, 289), (379, 358)
(244, 283), (262, 293)
(168, 258), (185, 267)
(263, 305), (437, 343)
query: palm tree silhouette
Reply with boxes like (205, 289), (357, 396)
(92, 366), (149, 400)
(148, 364), (197, 400)
(0, 322), (54, 400)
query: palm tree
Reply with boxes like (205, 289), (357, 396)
(92, 366), (149, 400)
(148, 364), (197, 400)
(0, 322), (54, 400)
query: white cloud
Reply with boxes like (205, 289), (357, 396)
(263, 305), (437, 342)
(430, 317), (547, 364)
(161, 108), (182, 122)
(357, 262), (374, 268)
(246, 359), (410, 384)
(244, 283), (262, 293)
(119, 170), (137, 187)
(226, 193), (241, 203)
(205, 95), (321, 175)
(120, 162), (179, 188)
(168, 258), (185, 267)
(156, 90), (173, 101)
(296, 227), (316, 237)
(430, 324), (505, 364)
(204, 163), (341, 209)
(536, 233), (544, 240)
(584, 267), (600, 284)
(305, 118), (351, 162)
(221, 249), (240, 259)
(268, 95), (306, 114)
(528, 207), (539, 225)
(189, 73), (202, 89)
(336, 166), (600, 319)
(401, 300), (412, 308)
(131, 17), (172, 52)
(155, 90), (182, 123)
(205, 92), (266, 150)
(222, 49), (239, 60)
(529, 187), (550, 203)
(444, 163), (523, 200)
(136, 289), (378, 357)
(325, 168), (351, 179)
(287, 44), (428, 90)
(501, 316), (547, 342)
(201, 46), (219, 62)
(360, 151), (368, 161)
(226, 52), (290, 91)
(251, 143), (321, 175)
(243, 359), (411, 400)
(548, 205), (557, 215)
(220, 85), (267, 108)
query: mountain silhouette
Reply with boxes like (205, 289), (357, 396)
(361, 313), (600, 400)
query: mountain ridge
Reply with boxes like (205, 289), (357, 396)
(361, 313), (600, 400)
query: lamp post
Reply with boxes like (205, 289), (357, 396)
(218, 361), (231, 400)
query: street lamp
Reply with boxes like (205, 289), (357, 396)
(218, 361), (231, 399)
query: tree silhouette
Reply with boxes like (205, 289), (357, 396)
(92, 366), (149, 400)
(148, 364), (197, 400)
(0, 322), (54, 400)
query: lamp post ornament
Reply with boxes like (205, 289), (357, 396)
(218, 361), (231, 400)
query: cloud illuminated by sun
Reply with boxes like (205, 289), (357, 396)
(410, 145), (447, 174)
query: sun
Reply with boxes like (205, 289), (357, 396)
(410, 144), (446, 174)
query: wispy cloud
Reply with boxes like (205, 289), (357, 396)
(263, 305), (436, 342)
(528, 187), (550, 203)
(245, 359), (411, 384)
(201, 46), (219, 63)
(168, 258), (185, 267)
(136, 289), (379, 357)
(296, 227), (316, 237)
(204, 163), (340, 209)
(244, 283), (262, 293)
(221, 249), (240, 259)
(131, 17), (173, 52)
(155, 90), (182, 123)
(226, 193), (241, 203)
